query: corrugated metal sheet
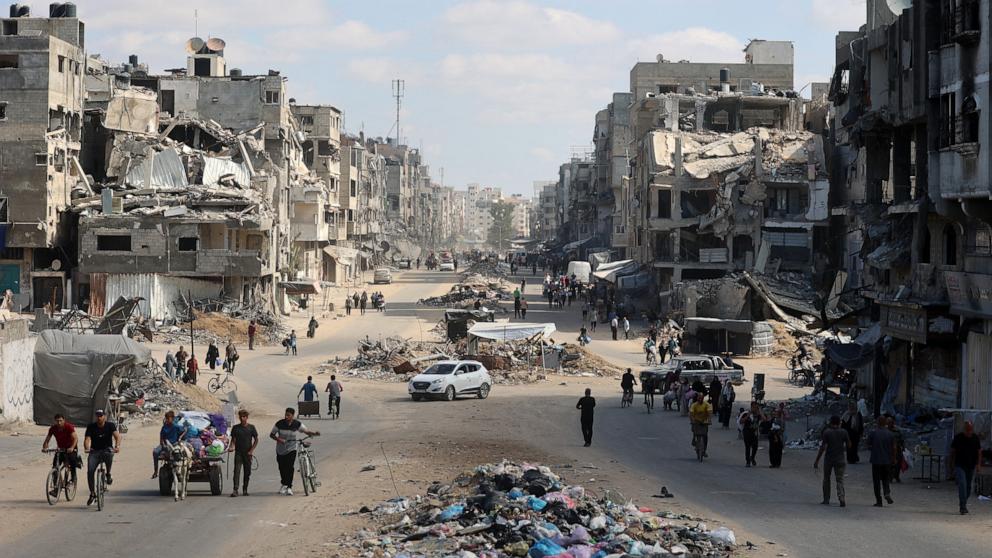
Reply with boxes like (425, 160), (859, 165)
(89, 273), (107, 317)
(125, 148), (189, 189)
(965, 332), (992, 409)
(202, 156), (252, 188)
(105, 274), (222, 320)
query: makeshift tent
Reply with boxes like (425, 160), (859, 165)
(467, 323), (556, 341)
(591, 259), (638, 283)
(33, 331), (152, 426)
(823, 324), (881, 369)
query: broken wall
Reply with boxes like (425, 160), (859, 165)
(0, 319), (35, 423)
(103, 273), (223, 321)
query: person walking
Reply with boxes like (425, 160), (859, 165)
(868, 416), (897, 506)
(289, 330), (298, 356)
(416, 257), (421, 269)
(677, 380), (689, 416)
(576, 388), (596, 447)
(298, 376), (318, 404)
(950, 421), (982, 514)
(513, 296), (521, 319)
(590, 310), (598, 332)
(307, 316), (319, 339)
(225, 340), (238, 374)
(164, 350), (178, 381)
(229, 409), (258, 497)
(708, 376), (722, 407)
(206, 341), (219, 370)
(718, 380), (735, 428)
(176, 346), (188, 380)
(887, 415), (906, 483)
(622, 317), (631, 339)
(610, 316), (619, 341)
(520, 298), (528, 320)
(768, 422), (785, 468)
(352, 292), (360, 312)
(520, 279), (526, 293)
(740, 403), (762, 467)
(841, 401), (864, 464)
(186, 353), (199, 385)
(269, 408), (319, 496)
(248, 320), (258, 350)
(814, 415), (850, 507)
(582, 303), (590, 325)
(360, 292), (368, 315)
(345, 296), (352, 316)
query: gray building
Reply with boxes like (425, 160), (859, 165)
(0, 7), (86, 310)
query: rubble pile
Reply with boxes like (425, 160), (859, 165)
(318, 337), (457, 381)
(155, 309), (286, 347)
(335, 461), (738, 557)
(420, 274), (512, 311)
(115, 363), (222, 424)
(464, 259), (511, 279)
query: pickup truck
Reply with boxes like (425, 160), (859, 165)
(639, 354), (745, 387)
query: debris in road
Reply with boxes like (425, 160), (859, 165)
(361, 465), (377, 472)
(334, 461), (737, 557)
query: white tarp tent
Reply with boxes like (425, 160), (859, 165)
(468, 323), (556, 342)
(592, 259), (638, 283)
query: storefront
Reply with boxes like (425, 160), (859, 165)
(878, 301), (959, 410)
(945, 271), (992, 409)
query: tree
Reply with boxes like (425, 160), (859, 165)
(487, 201), (515, 251)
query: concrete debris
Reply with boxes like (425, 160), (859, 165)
(113, 361), (221, 425)
(420, 273), (513, 311)
(333, 461), (737, 557)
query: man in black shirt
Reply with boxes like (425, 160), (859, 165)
(951, 421), (983, 514)
(83, 410), (120, 506)
(229, 409), (259, 497)
(576, 388), (596, 447)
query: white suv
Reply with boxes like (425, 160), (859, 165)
(408, 360), (492, 401)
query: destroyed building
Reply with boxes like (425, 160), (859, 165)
(826, 0), (989, 412)
(0, 5), (85, 310)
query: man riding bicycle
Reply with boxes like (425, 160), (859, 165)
(42, 413), (79, 489)
(84, 409), (121, 506)
(689, 393), (713, 458)
(642, 375), (656, 409)
(620, 368), (637, 401)
(151, 410), (187, 479)
(324, 375), (344, 417)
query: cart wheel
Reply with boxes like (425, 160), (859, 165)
(208, 465), (223, 495)
(159, 467), (173, 496)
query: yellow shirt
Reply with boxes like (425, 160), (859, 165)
(689, 401), (712, 425)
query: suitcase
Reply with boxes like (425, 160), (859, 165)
(297, 400), (321, 419)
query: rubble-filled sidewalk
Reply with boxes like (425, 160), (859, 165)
(333, 461), (738, 557)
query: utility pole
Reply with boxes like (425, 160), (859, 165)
(392, 79), (405, 145)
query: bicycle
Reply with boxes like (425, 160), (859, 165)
(207, 373), (238, 394)
(643, 391), (654, 414)
(88, 449), (112, 511)
(44, 449), (77, 505)
(621, 389), (634, 408)
(691, 423), (709, 462)
(297, 434), (320, 496)
(329, 396), (341, 420)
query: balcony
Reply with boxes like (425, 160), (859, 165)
(292, 222), (329, 242)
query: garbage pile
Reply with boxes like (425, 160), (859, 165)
(114, 362), (222, 424)
(335, 461), (738, 557)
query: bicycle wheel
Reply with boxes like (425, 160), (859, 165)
(46, 468), (60, 505)
(300, 455), (312, 496)
(96, 469), (105, 511)
(226, 378), (238, 392)
(207, 377), (221, 393)
(305, 454), (318, 494)
(63, 467), (77, 501)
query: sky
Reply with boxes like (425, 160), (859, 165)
(80, 0), (867, 196)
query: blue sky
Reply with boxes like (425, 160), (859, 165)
(82, 0), (866, 196)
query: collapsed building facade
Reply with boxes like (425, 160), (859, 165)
(826, 0), (992, 411)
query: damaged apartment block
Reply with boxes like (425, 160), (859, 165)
(0, 5), (85, 311)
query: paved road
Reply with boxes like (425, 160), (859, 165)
(0, 270), (457, 557)
(2, 269), (986, 558)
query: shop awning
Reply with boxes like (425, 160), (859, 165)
(468, 322), (556, 342)
(323, 245), (360, 266)
(562, 238), (592, 252)
(592, 259), (637, 283)
(278, 280), (321, 295)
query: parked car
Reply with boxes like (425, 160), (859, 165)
(408, 360), (492, 401)
(397, 258), (412, 269)
(373, 268), (393, 284)
(439, 260), (455, 271)
(639, 354), (745, 387)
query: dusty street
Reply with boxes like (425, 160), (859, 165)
(1, 270), (988, 558)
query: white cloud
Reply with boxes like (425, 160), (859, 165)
(810, 0), (865, 31)
(443, 0), (619, 48)
(627, 27), (744, 64)
(347, 57), (419, 84)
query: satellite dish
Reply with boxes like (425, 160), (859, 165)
(185, 37), (205, 54)
(52, 259), (62, 271)
(380, 240), (391, 251)
(886, 0), (912, 14)
(206, 37), (226, 52)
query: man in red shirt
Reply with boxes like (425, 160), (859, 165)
(42, 413), (79, 486)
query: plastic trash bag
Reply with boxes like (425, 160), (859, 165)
(588, 516), (607, 530)
(529, 538), (565, 558)
(440, 504), (465, 520)
(527, 496), (548, 511)
(707, 526), (736, 546)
